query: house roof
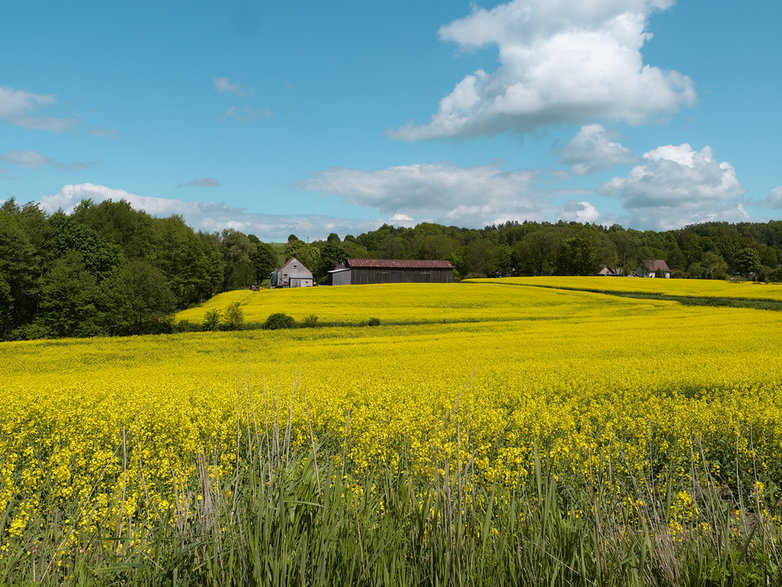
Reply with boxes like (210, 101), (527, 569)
(347, 259), (454, 269)
(278, 257), (313, 277)
(640, 259), (671, 272)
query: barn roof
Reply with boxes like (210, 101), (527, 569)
(347, 259), (454, 269)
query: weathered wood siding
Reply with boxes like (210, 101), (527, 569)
(349, 268), (453, 285)
(331, 270), (352, 285)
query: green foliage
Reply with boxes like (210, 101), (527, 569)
(223, 302), (245, 331)
(202, 308), (222, 331)
(250, 238), (279, 284)
(367, 317), (381, 326)
(3, 194), (782, 340)
(690, 251), (728, 279)
(9, 427), (782, 585)
(99, 260), (176, 335)
(302, 313), (319, 327)
(35, 251), (102, 338)
(734, 247), (762, 278)
(316, 241), (347, 282)
(220, 228), (256, 290)
(556, 236), (600, 276)
(262, 312), (297, 330)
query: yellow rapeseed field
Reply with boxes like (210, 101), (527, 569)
(2, 280), (782, 557)
(471, 275), (782, 301)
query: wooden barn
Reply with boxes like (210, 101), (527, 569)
(329, 259), (454, 285)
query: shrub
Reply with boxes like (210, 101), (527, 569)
(223, 302), (245, 331)
(302, 314), (319, 328)
(202, 309), (222, 331)
(367, 317), (381, 327)
(263, 313), (297, 330)
(174, 320), (198, 333)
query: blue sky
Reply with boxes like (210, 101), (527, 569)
(2, 0), (780, 241)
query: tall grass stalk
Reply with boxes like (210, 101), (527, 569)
(2, 384), (781, 585)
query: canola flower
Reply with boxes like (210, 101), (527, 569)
(471, 275), (782, 302)
(2, 282), (782, 567)
(175, 280), (681, 325)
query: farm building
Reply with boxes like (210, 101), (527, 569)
(329, 259), (454, 285)
(634, 259), (671, 278)
(598, 265), (623, 276)
(271, 257), (314, 288)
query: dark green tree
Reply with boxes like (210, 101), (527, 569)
(220, 229), (256, 290)
(733, 247), (762, 279)
(555, 236), (600, 276)
(99, 260), (176, 335)
(247, 235), (279, 283)
(0, 210), (41, 335)
(35, 251), (102, 338)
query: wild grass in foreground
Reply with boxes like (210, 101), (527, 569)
(3, 418), (780, 586)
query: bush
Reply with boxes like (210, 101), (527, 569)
(302, 314), (319, 328)
(173, 320), (198, 333)
(223, 302), (245, 331)
(263, 313), (297, 330)
(367, 317), (381, 327)
(202, 309), (222, 331)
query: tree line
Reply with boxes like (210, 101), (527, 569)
(2, 197), (782, 340)
(286, 219), (782, 284)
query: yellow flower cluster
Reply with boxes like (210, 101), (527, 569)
(2, 280), (782, 554)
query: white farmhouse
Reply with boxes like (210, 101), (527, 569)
(271, 257), (314, 288)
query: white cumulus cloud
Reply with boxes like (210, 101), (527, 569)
(0, 86), (77, 132)
(557, 200), (601, 224)
(37, 183), (385, 241)
(390, 0), (695, 140)
(600, 144), (747, 230)
(301, 163), (560, 227)
(764, 186), (782, 209)
(560, 124), (635, 175)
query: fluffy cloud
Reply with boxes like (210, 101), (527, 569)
(301, 163), (552, 226)
(560, 124), (635, 174)
(557, 200), (601, 224)
(390, 0), (695, 140)
(178, 177), (220, 188)
(213, 77), (254, 97)
(765, 186), (782, 209)
(37, 183), (383, 241)
(600, 144), (747, 230)
(1, 150), (95, 170)
(0, 86), (77, 132)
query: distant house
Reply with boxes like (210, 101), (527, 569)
(329, 259), (454, 285)
(271, 257), (313, 288)
(598, 265), (623, 276)
(635, 259), (671, 278)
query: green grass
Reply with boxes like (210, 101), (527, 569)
(4, 418), (780, 586)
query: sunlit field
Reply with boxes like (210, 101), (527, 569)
(174, 280), (682, 326)
(470, 275), (782, 302)
(3, 282), (782, 583)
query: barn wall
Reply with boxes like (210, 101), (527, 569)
(350, 268), (453, 285)
(332, 271), (352, 285)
